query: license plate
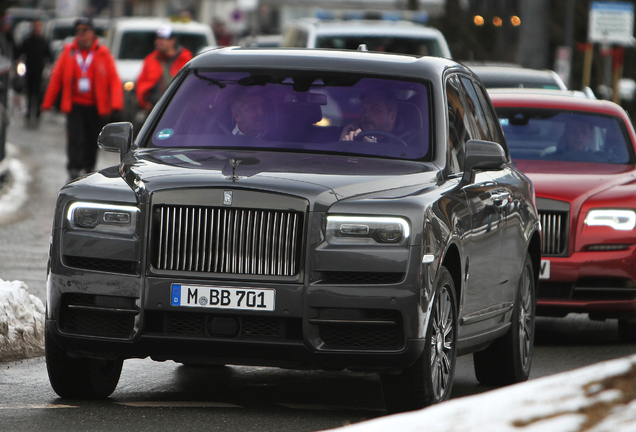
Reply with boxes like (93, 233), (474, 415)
(539, 259), (550, 280)
(171, 284), (275, 311)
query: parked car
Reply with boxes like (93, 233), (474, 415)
(466, 63), (567, 89)
(282, 18), (452, 58)
(487, 87), (596, 99)
(238, 34), (282, 48)
(490, 92), (636, 341)
(45, 47), (540, 412)
(106, 17), (216, 125)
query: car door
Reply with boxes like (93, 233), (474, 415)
(445, 74), (505, 337)
(465, 78), (525, 305)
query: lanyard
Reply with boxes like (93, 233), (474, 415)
(75, 51), (94, 76)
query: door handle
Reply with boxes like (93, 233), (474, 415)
(492, 191), (511, 207)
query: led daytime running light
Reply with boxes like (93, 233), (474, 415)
(585, 209), (636, 231)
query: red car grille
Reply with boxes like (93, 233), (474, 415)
(540, 210), (568, 256)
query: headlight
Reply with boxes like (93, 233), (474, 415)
(584, 209), (636, 231)
(326, 216), (410, 245)
(16, 62), (26, 77)
(67, 202), (139, 235)
(124, 81), (135, 91)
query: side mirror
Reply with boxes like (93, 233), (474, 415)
(97, 122), (133, 157)
(462, 139), (508, 183)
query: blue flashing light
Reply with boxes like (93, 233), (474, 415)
(412, 11), (429, 24)
(383, 12), (402, 21)
(316, 9), (335, 20)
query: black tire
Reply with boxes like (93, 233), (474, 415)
(381, 266), (458, 413)
(618, 319), (636, 343)
(473, 252), (535, 386)
(45, 328), (123, 399)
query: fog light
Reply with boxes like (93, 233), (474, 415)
(378, 224), (402, 243)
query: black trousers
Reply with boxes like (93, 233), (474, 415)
(25, 70), (43, 119)
(66, 104), (102, 175)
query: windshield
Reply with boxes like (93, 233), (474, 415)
(118, 30), (208, 60)
(315, 36), (444, 57)
(146, 71), (431, 161)
(496, 108), (632, 164)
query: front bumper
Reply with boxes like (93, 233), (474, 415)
(47, 267), (427, 372)
(538, 248), (636, 319)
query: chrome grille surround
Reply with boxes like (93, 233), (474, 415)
(152, 205), (303, 277)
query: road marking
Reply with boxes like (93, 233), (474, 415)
(116, 401), (242, 408)
(279, 403), (384, 412)
(0, 404), (78, 409)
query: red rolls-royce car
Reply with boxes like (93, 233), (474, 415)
(490, 93), (636, 341)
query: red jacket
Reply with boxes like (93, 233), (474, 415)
(136, 47), (192, 110)
(42, 38), (123, 116)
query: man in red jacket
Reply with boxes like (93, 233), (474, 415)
(41, 17), (123, 181)
(136, 25), (192, 112)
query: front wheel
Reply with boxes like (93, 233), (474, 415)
(45, 328), (123, 399)
(473, 252), (535, 386)
(381, 266), (458, 413)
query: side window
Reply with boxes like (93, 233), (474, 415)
(472, 81), (506, 146)
(459, 76), (490, 141)
(446, 75), (475, 174)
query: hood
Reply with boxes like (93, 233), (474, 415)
(514, 159), (636, 208)
(116, 60), (143, 83)
(122, 149), (438, 211)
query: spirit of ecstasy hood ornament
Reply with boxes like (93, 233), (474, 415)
(227, 158), (241, 181)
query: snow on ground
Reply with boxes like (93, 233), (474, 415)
(0, 143), (30, 224)
(0, 279), (45, 361)
(0, 145), (43, 360)
(328, 354), (636, 432)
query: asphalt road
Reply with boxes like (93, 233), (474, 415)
(0, 110), (635, 431)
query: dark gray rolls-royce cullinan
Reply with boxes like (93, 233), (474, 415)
(45, 47), (541, 413)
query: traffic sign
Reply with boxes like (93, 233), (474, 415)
(589, 1), (635, 45)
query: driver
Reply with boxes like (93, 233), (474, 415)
(559, 120), (594, 152)
(231, 88), (270, 138)
(340, 90), (397, 142)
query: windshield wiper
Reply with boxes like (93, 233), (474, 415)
(194, 71), (227, 88)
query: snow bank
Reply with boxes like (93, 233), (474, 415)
(327, 354), (636, 432)
(0, 279), (45, 361)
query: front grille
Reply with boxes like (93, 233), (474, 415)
(64, 255), (137, 275)
(538, 282), (573, 299)
(319, 324), (402, 350)
(320, 272), (404, 285)
(144, 311), (303, 341)
(152, 206), (303, 276)
(60, 294), (138, 338)
(539, 210), (569, 256)
(314, 309), (403, 350)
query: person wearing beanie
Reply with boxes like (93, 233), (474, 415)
(135, 25), (192, 112)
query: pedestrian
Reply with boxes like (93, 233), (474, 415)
(41, 17), (123, 181)
(135, 25), (192, 114)
(15, 20), (52, 126)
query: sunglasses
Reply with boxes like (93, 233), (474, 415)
(75, 26), (92, 34)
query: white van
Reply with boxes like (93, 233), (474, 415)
(282, 18), (452, 58)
